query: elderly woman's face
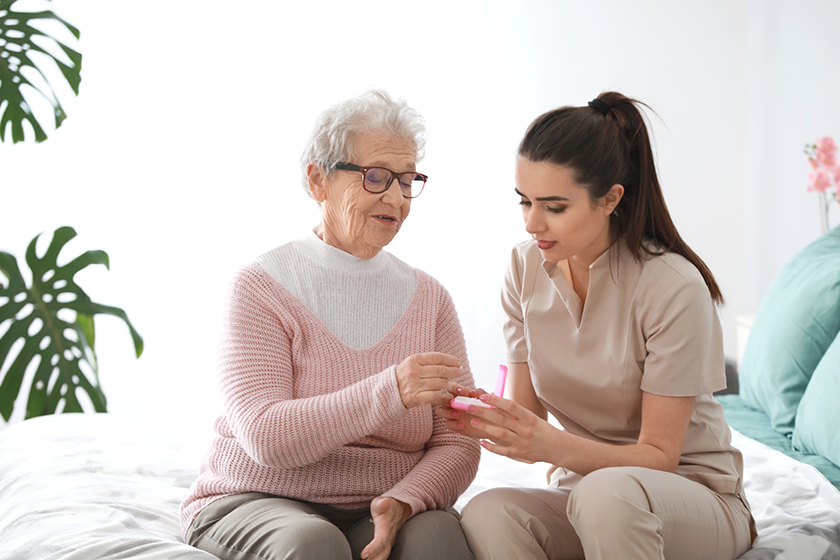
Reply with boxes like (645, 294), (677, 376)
(310, 132), (415, 259)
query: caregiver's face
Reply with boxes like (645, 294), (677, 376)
(311, 132), (416, 259)
(515, 157), (617, 266)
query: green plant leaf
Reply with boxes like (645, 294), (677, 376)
(0, 0), (82, 143)
(0, 227), (143, 421)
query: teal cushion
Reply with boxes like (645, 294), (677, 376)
(717, 394), (840, 489)
(792, 332), (840, 467)
(739, 225), (840, 435)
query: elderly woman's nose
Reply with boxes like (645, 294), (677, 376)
(381, 179), (406, 206)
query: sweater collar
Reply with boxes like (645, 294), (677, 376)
(300, 229), (389, 273)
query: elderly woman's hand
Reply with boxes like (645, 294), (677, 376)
(360, 497), (411, 560)
(395, 353), (463, 409)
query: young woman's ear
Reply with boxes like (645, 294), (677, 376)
(307, 162), (329, 204)
(603, 184), (625, 214)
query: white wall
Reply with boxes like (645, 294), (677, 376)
(745, 0), (840, 309)
(0, 0), (834, 429)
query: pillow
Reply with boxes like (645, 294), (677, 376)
(792, 331), (840, 467)
(739, 225), (840, 436)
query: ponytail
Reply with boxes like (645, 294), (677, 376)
(518, 92), (724, 305)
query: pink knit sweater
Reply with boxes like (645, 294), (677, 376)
(180, 263), (480, 536)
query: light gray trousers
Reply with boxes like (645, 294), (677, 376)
(185, 492), (474, 560)
(460, 466), (755, 560)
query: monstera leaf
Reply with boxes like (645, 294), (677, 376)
(0, 0), (82, 143)
(0, 227), (143, 421)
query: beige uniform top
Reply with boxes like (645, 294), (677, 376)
(502, 238), (745, 496)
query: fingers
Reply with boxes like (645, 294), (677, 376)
(465, 394), (544, 463)
(361, 497), (405, 560)
(396, 354), (462, 380)
(435, 406), (470, 434)
(407, 353), (464, 382)
(459, 394), (521, 441)
(396, 353), (466, 409)
(448, 382), (485, 399)
(435, 403), (505, 441)
(361, 537), (388, 560)
(434, 404), (463, 421)
(462, 394), (509, 424)
(466, 392), (523, 423)
(406, 354), (463, 379)
(361, 525), (390, 560)
(413, 352), (462, 367)
(479, 438), (536, 463)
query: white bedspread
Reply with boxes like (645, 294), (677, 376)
(0, 414), (838, 559)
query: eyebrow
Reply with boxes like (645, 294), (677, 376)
(514, 188), (569, 202)
(367, 163), (417, 173)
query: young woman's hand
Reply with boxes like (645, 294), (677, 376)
(435, 388), (515, 447)
(463, 393), (559, 464)
(469, 391), (696, 474)
(361, 497), (411, 560)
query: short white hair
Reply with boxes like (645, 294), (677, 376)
(300, 89), (427, 198)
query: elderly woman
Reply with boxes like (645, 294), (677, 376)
(180, 90), (480, 560)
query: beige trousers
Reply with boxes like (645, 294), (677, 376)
(186, 492), (474, 560)
(460, 466), (754, 560)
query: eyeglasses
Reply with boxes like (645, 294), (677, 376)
(333, 162), (427, 199)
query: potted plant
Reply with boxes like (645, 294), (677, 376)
(0, 0), (81, 142)
(1, 3), (142, 422)
(0, 227), (143, 421)
(804, 136), (840, 234)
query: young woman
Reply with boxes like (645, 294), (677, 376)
(440, 92), (756, 560)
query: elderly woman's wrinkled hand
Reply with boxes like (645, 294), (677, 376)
(395, 353), (463, 409)
(360, 497), (411, 560)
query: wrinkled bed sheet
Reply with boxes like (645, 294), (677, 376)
(0, 414), (838, 559)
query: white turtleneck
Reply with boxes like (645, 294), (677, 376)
(254, 231), (416, 349)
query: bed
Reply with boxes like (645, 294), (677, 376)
(3, 228), (839, 559)
(0, 411), (838, 560)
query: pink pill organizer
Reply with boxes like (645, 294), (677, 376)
(450, 365), (507, 411)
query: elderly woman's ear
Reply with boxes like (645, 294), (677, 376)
(306, 162), (328, 204)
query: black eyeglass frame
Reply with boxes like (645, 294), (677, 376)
(332, 161), (428, 199)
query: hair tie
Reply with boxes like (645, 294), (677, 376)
(588, 98), (610, 116)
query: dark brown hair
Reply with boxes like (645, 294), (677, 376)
(518, 91), (724, 304)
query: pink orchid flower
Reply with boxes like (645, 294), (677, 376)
(815, 138), (838, 168)
(817, 136), (837, 152)
(807, 168), (834, 193)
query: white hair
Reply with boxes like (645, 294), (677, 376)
(299, 89), (427, 198)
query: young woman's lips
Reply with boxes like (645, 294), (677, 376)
(536, 239), (556, 250)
